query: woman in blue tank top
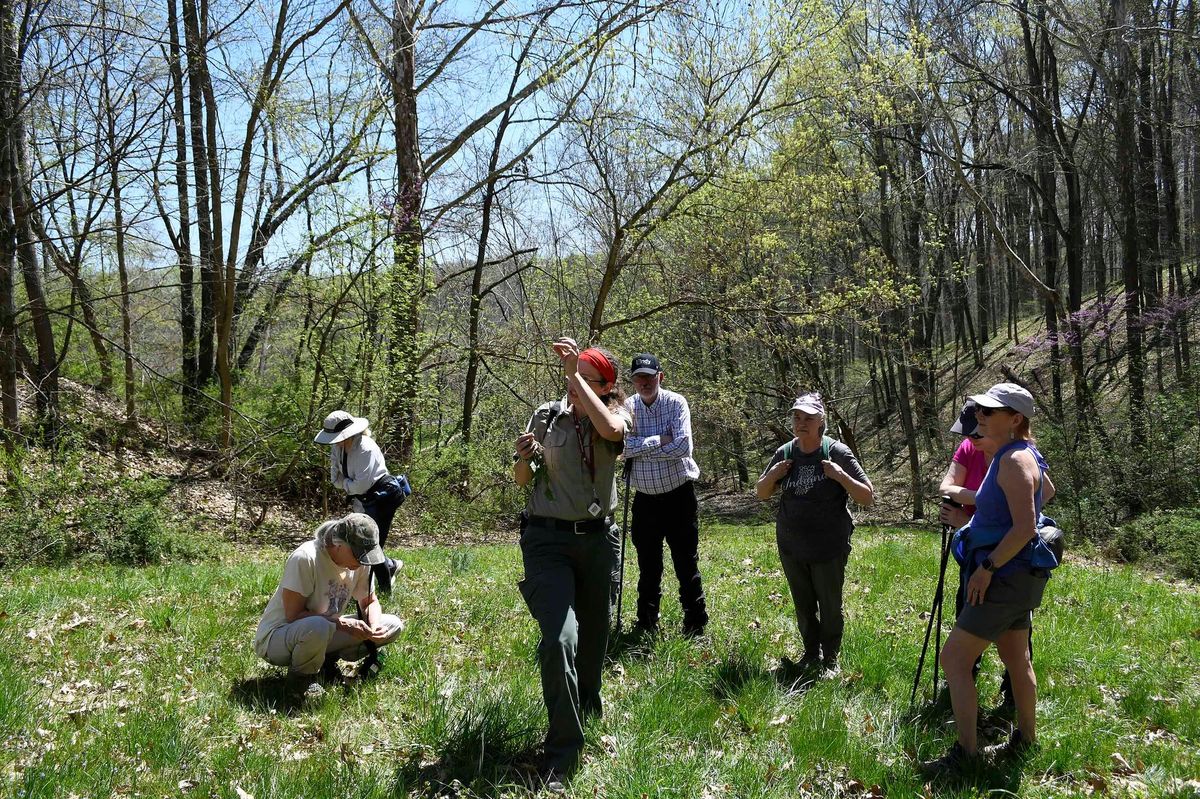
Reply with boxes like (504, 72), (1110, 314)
(921, 383), (1056, 777)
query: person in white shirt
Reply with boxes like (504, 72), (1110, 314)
(622, 353), (708, 637)
(315, 411), (410, 593)
(255, 514), (405, 699)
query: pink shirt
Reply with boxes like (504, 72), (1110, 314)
(952, 438), (988, 515)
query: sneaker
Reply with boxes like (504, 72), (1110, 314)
(984, 729), (1037, 760)
(918, 742), (977, 778)
(821, 657), (840, 678)
(681, 623), (706, 639)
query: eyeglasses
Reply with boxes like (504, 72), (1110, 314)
(977, 406), (1013, 417)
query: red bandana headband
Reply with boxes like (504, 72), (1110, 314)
(578, 348), (616, 385)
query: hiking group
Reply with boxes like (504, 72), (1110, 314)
(254, 335), (1057, 791)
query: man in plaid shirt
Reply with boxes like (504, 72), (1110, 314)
(623, 353), (709, 637)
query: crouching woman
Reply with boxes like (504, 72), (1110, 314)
(254, 513), (405, 698)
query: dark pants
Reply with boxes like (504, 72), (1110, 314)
(778, 549), (846, 663)
(519, 520), (620, 772)
(358, 475), (407, 589)
(631, 481), (708, 632)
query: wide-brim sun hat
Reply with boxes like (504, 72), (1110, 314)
(314, 410), (369, 444)
(968, 383), (1035, 418)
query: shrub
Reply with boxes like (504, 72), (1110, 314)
(0, 450), (216, 568)
(1113, 509), (1200, 579)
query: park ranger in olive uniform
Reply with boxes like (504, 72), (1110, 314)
(513, 337), (631, 791)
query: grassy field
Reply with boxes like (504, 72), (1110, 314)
(1, 524), (1197, 798)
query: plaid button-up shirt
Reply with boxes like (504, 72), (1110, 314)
(623, 388), (701, 495)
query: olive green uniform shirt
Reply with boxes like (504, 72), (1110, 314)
(525, 398), (631, 520)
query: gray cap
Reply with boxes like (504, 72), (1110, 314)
(969, 382), (1034, 418)
(335, 513), (386, 566)
(790, 391), (825, 415)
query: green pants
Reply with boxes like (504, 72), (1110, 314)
(518, 520), (620, 772)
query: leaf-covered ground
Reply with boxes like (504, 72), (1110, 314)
(1, 525), (1198, 798)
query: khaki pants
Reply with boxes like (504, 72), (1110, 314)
(260, 614), (404, 675)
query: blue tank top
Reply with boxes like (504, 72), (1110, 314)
(966, 440), (1047, 576)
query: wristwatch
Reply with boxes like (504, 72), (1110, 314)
(981, 557), (997, 573)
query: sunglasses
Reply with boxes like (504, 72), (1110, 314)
(977, 406), (1014, 417)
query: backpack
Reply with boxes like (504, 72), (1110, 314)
(782, 435), (833, 462)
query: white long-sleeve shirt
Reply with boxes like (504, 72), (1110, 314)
(330, 434), (390, 496)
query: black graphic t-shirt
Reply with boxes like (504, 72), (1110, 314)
(761, 439), (870, 563)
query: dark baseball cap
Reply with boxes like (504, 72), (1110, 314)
(950, 400), (979, 437)
(630, 353), (661, 376)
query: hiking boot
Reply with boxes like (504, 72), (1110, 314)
(984, 729), (1037, 760)
(918, 742), (977, 779)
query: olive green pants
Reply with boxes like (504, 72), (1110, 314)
(518, 520), (620, 772)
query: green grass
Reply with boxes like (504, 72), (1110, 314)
(1, 525), (1197, 798)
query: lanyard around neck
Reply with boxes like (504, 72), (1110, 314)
(572, 411), (595, 483)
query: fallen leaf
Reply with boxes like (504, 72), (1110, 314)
(741, 558), (753, 566)
(768, 714), (791, 727)
(60, 614), (93, 632)
(235, 788), (254, 799)
(1111, 752), (1134, 775)
(178, 779), (197, 791)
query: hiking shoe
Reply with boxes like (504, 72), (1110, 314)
(633, 622), (659, 639)
(359, 643), (382, 678)
(289, 675), (326, 702)
(321, 657), (342, 683)
(918, 742), (977, 778)
(375, 560), (394, 594)
(542, 768), (567, 794)
(681, 623), (706, 639)
(984, 729), (1037, 760)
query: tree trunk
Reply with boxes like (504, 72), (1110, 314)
(168, 0), (199, 416)
(385, 0), (423, 466)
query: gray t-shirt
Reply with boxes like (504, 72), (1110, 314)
(525, 398), (632, 521)
(761, 438), (870, 563)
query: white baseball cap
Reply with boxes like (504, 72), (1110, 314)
(968, 383), (1034, 417)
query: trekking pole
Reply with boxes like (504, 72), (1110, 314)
(910, 513), (954, 709)
(614, 461), (632, 634)
(931, 521), (950, 703)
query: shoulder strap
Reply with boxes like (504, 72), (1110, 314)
(821, 435), (833, 460)
(783, 439), (793, 460)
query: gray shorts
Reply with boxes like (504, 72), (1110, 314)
(956, 570), (1048, 642)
